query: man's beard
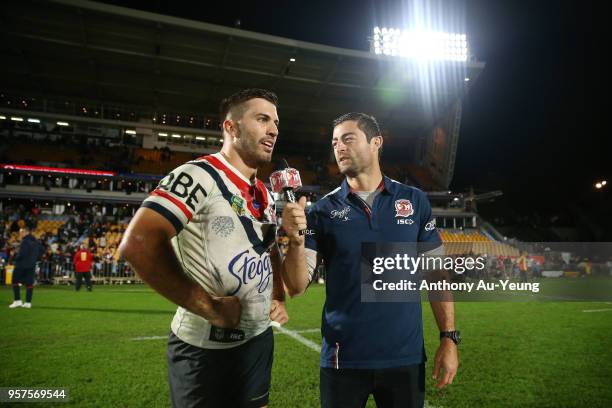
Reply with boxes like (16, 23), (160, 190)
(236, 127), (271, 168)
(339, 164), (359, 178)
(338, 156), (361, 177)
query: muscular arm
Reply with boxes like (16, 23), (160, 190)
(118, 207), (239, 328)
(269, 245), (289, 324)
(429, 300), (455, 332)
(281, 239), (311, 297)
(424, 246), (454, 329)
(426, 257), (458, 389)
(270, 245), (286, 302)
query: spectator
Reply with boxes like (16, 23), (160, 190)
(8, 225), (44, 309)
(517, 252), (528, 282)
(73, 244), (94, 291)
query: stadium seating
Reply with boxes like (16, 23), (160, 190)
(439, 229), (519, 256)
(33, 220), (65, 237)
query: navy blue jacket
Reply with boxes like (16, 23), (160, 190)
(14, 234), (44, 270)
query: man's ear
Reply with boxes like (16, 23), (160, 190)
(223, 119), (238, 139)
(372, 135), (383, 150)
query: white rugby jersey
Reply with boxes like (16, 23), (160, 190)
(141, 153), (277, 349)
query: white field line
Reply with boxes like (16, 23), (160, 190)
(275, 328), (320, 335)
(274, 326), (321, 353)
(131, 335), (167, 341)
(582, 308), (612, 313)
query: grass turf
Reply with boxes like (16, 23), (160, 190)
(1, 284), (611, 407)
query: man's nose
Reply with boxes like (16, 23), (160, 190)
(335, 140), (347, 152)
(267, 123), (278, 137)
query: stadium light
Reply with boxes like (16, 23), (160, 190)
(158, 133), (168, 137)
(195, 136), (206, 141)
(602, 180), (607, 186)
(595, 183), (602, 189)
(57, 121), (70, 126)
(0, 115), (6, 120)
(171, 134), (181, 138)
(125, 129), (136, 135)
(289, 58), (296, 62)
(11, 116), (24, 122)
(27, 118), (40, 123)
(371, 28), (468, 61)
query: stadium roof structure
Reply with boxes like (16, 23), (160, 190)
(1, 0), (485, 153)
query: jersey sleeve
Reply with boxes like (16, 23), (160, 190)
(141, 162), (214, 233)
(416, 190), (442, 253)
(304, 205), (322, 252)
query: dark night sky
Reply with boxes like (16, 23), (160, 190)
(106, 0), (608, 220)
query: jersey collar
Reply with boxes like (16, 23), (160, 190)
(339, 175), (397, 199)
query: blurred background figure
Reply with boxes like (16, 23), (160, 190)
(8, 224), (44, 308)
(73, 243), (94, 291)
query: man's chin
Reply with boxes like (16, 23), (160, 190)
(254, 151), (273, 166)
(339, 166), (358, 177)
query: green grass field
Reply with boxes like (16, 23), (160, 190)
(1, 283), (612, 407)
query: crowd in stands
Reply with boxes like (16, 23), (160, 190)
(2, 117), (426, 192)
(0, 204), (135, 284)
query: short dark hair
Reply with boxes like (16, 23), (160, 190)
(332, 112), (381, 142)
(219, 88), (278, 123)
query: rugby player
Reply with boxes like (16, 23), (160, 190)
(119, 89), (287, 408)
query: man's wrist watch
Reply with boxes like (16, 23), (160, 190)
(440, 330), (461, 345)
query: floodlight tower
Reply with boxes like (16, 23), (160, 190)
(368, 27), (477, 190)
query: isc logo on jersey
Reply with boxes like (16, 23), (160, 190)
(158, 171), (207, 212)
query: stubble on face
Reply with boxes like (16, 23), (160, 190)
(333, 122), (374, 178)
(232, 99), (278, 168)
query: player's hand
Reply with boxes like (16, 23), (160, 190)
(281, 196), (307, 243)
(269, 299), (289, 325)
(432, 338), (458, 389)
(208, 295), (241, 328)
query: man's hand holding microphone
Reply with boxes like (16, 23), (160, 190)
(282, 196), (307, 244)
(270, 160), (310, 297)
(270, 161), (308, 245)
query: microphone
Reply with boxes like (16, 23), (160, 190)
(270, 159), (305, 235)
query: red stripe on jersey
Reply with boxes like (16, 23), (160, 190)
(150, 189), (193, 221)
(256, 179), (269, 211)
(203, 155), (267, 220)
